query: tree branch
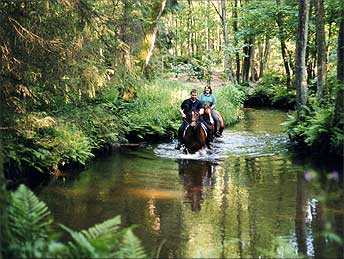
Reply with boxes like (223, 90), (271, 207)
(210, 0), (222, 20)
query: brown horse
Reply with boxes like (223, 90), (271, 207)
(183, 111), (207, 154)
(203, 104), (225, 136)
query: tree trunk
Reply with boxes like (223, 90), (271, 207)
(140, 0), (167, 76)
(187, 0), (192, 63)
(242, 38), (253, 82)
(250, 37), (256, 82)
(206, 0), (212, 85)
(337, 8), (344, 84)
(314, 0), (327, 101)
(221, 0), (235, 83)
(120, 0), (128, 43)
(259, 37), (270, 78)
(306, 0), (315, 83)
(295, 0), (310, 118)
(333, 8), (344, 142)
(0, 84), (5, 259)
(233, 0), (240, 83)
(258, 40), (263, 78)
(275, 0), (292, 87)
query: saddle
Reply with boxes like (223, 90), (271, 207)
(182, 122), (208, 138)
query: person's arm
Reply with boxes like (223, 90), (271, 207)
(180, 100), (187, 118)
(180, 107), (186, 118)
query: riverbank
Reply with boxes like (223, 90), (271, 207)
(2, 79), (245, 182)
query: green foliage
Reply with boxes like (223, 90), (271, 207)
(217, 84), (245, 125)
(4, 113), (94, 174)
(283, 104), (343, 156)
(1, 0), (146, 176)
(122, 79), (185, 140)
(170, 61), (205, 80)
(242, 73), (296, 108)
(2, 184), (147, 259)
(3, 184), (62, 258)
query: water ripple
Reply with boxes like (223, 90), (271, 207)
(154, 130), (290, 162)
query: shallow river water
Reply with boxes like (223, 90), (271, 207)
(37, 108), (343, 258)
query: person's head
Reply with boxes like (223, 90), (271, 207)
(203, 85), (212, 94)
(190, 89), (198, 101)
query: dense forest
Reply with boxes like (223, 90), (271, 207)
(0, 0), (343, 258)
(1, 0), (342, 179)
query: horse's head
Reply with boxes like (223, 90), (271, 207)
(190, 111), (200, 127)
(203, 104), (211, 114)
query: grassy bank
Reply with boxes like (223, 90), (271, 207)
(2, 79), (244, 179)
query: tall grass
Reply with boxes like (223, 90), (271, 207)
(122, 79), (187, 140)
(216, 84), (245, 125)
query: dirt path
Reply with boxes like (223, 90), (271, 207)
(168, 69), (228, 89)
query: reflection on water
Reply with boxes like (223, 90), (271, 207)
(37, 108), (343, 258)
(178, 160), (215, 212)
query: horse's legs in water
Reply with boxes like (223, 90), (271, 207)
(200, 115), (213, 146)
(176, 121), (188, 149)
(199, 148), (206, 156)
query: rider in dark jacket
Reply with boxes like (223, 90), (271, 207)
(176, 89), (211, 149)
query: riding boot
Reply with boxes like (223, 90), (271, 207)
(215, 129), (222, 137)
(206, 132), (212, 149)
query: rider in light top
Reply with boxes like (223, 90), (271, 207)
(199, 85), (221, 137)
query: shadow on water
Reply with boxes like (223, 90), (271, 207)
(35, 108), (343, 258)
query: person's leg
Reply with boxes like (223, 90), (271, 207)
(200, 116), (213, 148)
(212, 110), (221, 136)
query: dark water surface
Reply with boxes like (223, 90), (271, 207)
(37, 108), (343, 258)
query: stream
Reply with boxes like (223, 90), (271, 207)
(37, 108), (343, 258)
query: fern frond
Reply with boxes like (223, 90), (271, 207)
(81, 215), (121, 239)
(60, 224), (99, 258)
(8, 184), (53, 241)
(114, 229), (147, 259)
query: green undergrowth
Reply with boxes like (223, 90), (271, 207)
(2, 79), (245, 178)
(242, 72), (296, 108)
(216, 83), (246, 125)
(121, 79), (186, 141)
(283, 101), (343, 157)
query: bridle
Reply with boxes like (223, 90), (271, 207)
(190, 111), (200, 127)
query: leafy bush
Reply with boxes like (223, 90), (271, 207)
(4, 113), (94, 174)
(242, 72), (296, 108)
(216, 84), (245, 125)
(1, 184), (147, 259)
(283, 104), (343, 156)
(170, 62), (205, 80)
